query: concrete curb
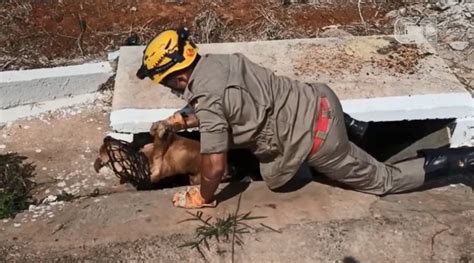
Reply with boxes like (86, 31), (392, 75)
(0, 93), (99, 124)
(109, 93), (473, 134)
(0, 62), (113, 109)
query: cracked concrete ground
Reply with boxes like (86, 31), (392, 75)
(0, 182), (473, 262)
(0, 101), (473, 262)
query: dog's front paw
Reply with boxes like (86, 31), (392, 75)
(150, 121), (172, 138)
(157, 122), (169, 139)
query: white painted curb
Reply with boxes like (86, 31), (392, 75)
(0, 93), (99, 124)
(0, 62), (113, 109)
(340, 92), (473, 122)
(110, 92), (473, 134)
(450, 98), (474, 147)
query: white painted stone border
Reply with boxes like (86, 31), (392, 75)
(0, 93), (99, 124)
(0, 61), (113, 109)
(341, 92), (473, 122)
(449, 98), (474, 147)
(110, 92), (473, 133)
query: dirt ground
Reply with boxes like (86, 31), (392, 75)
(0, 0), (400, 70)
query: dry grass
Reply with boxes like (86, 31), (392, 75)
(178, 194), (279, 261)
(192, 0), (228, 43)
(0, 153), (36, 219)
(0, 0), (32, 27)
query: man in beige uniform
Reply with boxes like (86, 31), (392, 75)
(137, 28), (474, 208)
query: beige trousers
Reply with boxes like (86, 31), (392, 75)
(306, 84), (426, 195)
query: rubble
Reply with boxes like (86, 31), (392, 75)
(387, 2), (473, 91)
(449, 41), (470, 51)
(42, 195), (58, 204)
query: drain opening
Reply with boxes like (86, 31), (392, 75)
(116, 118), (455, 190)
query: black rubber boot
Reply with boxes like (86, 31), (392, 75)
(343, 113), (369, 144)
(420, 146), (474, 183)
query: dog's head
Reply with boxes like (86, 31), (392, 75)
(93, 136), (152, 189)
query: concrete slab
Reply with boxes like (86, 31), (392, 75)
(1, 182), (473, 261)
(111, 35), (472, 133)
(0, 62), (113, 109)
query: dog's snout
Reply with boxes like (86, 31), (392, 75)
(93, 158), (104, 173)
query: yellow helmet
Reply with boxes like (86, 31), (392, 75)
(136, 27), (198, 84)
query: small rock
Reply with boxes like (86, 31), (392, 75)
(384, 10), (398, 19)
(35, 149), (42, 153)
(23, 125), (30, 130)
(2, 134), (7, 138)
(45, 189), (50, 194)
(94, 199), (101, 203)
(0, 145), (5, 150)
(28, 205), (37, 212)
(130, 6), (137, 12)
(13, 223), (21, 228)
(57, 181), (66, 188)
(2, 219), (9, 223)
(398, 7), (407, 16)
(42, 167), (47, 171)
(90, 188), (100, 197)
(43, 195), (58, 203)
(449, 41), (469, 51)
(107, 50), (120, 61)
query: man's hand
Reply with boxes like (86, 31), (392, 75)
(172, 186), (217, 209)
(172, 153), (226, 209)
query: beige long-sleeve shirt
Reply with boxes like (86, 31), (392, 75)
(183, 53), (322, 189)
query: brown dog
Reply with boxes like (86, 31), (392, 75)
(94, 123), (202, 187)
(148, 122), (202, 185)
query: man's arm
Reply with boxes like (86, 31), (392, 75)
(172, 95), (230, 209)
(200, 152), (227, 203)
